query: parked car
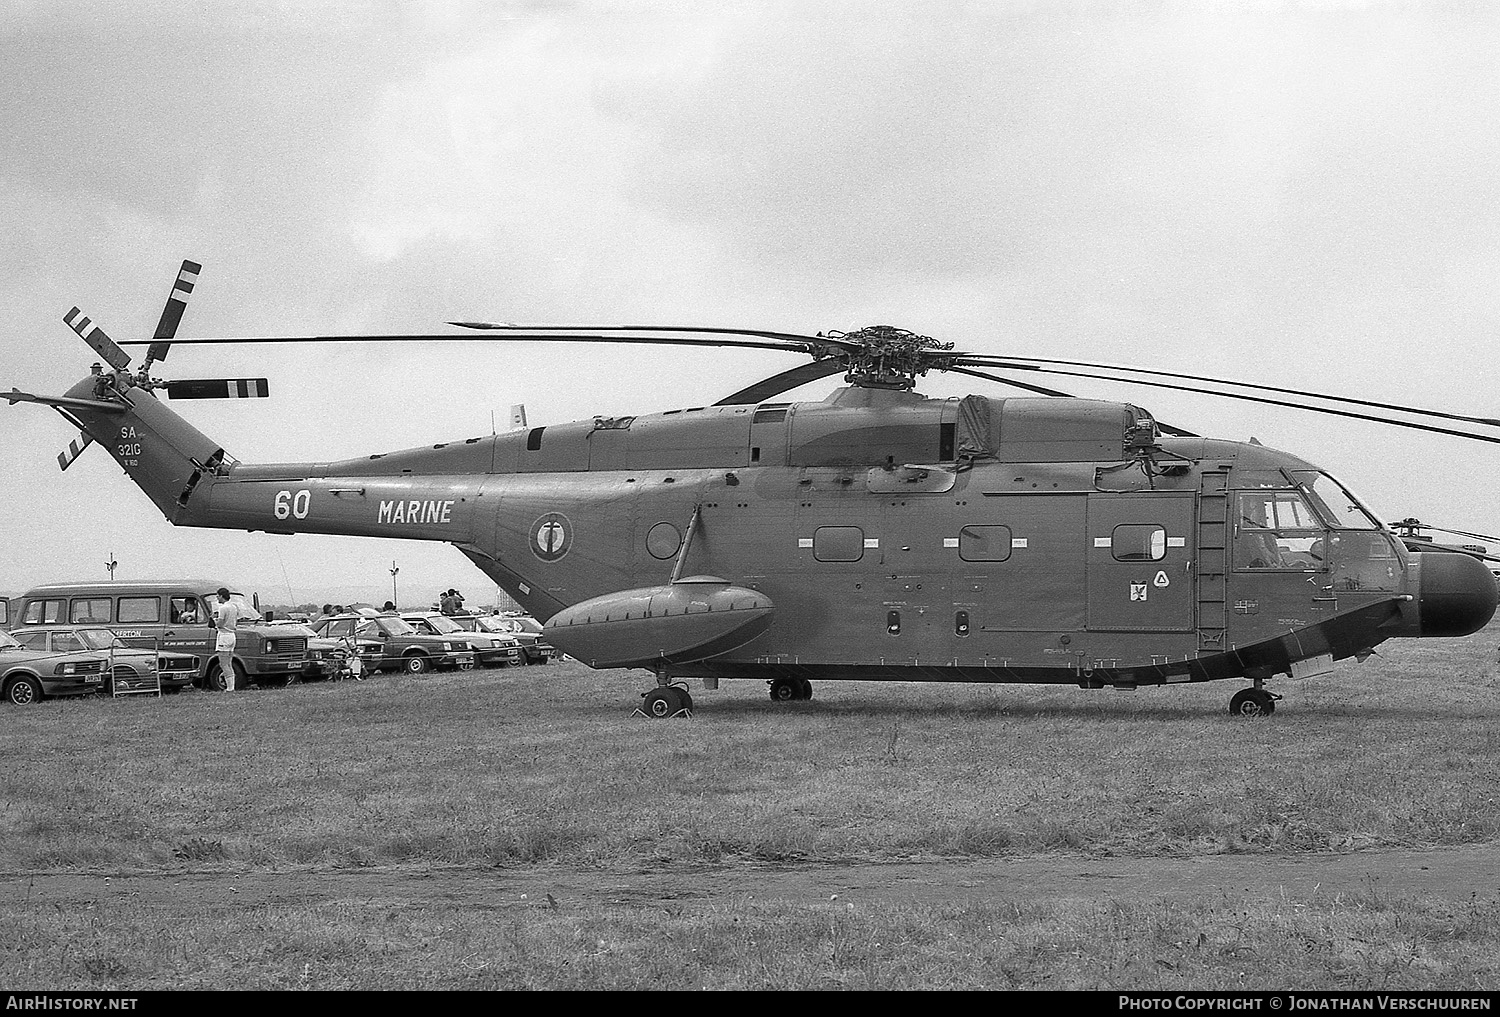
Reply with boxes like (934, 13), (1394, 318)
(399, 611), (522, 668)
(9, 580), (309, 689)
(456, 614), (561, 664)
(308, 614), (474, 675)
(1, 627), (197, 702)
(269, 619), (378, 680)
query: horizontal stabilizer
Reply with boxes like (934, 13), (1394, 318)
(63, 307), (132, 371)
(5, 387), (126, 414)
(165, 378), (269, 400)
(57, 432), (94, 471)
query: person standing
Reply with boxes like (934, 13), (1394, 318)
(212, 587), (241, 691)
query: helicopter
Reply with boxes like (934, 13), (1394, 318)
(7, 260), (1498, 718)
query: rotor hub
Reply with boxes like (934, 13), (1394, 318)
(816, 325), (957, 390)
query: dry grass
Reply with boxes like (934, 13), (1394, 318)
(2, 627), (1498, 870)
(1, 625), (1497, 988)
(3, 882), (1498, 990)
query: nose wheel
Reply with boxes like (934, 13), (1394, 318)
(1229, 686), (1278, 717)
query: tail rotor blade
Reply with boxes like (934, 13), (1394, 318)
(56, 431), (94, 471)
(165, 378), (270, 400)
(63, 307), (131, 371)
(143, 260), (202, 370)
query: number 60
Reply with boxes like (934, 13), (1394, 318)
(274, 489), (311, 520)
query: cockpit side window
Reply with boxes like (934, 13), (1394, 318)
(1235, 490), (1325, 571)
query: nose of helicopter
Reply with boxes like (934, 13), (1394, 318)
(1414, 552), (1498, 637)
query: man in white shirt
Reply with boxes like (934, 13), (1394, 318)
(212, 587), (241, 691)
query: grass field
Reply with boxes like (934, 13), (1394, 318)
(2, 625), (1499, 989)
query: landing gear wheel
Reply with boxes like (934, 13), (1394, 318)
(1229, 688), (1276, 717)
(4, 675), (41, 705)
(796, 678), (813, 701)
(642, 686), (689, 718)
(404, 654), (430, 675)
(769, 678), (800, 702)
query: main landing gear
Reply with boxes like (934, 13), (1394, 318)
(638, 683), (693, 719)
(769, 677), (813, 702)
(1229, 679), (1280, 717)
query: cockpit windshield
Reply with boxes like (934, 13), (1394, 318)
(1292, 471), (1381, 530)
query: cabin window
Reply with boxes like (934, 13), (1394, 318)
(959, 525), (1013, 562)
(526, 427), (545, 451)
(887, 610), (901, 635)
(118, 597), (161, 623)
(70, 598), (112, 624)
(1234, 490), (1325, 570)
(753, 406), (788, 423)
(954, 610), (970, 636)
(22, 599), (65, 625)
(1112, 525), (1166, 562)
(170, 597), (204, 625)
(814, 525), (865, 562)
(940, 422), (955, 461)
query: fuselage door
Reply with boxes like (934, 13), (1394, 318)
(1087, 494), (1196, 632)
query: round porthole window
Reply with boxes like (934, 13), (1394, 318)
(647, 521), (682, 560)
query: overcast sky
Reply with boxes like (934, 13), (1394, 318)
(2, 0), (1498, 605)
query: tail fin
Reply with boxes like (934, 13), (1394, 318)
(59, 373), (227, 522)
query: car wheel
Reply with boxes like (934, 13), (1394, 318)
(404, 654), (430, 675)
(4, 675), (42, 705)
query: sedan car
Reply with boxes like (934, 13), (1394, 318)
(399, 612), (522, 668)
(456, 614), (561, 664)
(2, 627), (199, 701)
(309, 614), (474, 675)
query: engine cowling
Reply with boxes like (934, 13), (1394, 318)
(543, 577), (774, 669)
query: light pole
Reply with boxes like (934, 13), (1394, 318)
(389, 561), (399, 608)
(105, 553), (117, 581)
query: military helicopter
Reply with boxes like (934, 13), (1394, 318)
(8, 260), (1498, 718)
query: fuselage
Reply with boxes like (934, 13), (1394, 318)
(58, 376), (1498, 688)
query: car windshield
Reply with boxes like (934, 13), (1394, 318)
(418, 615), (463, 634)
(0, 631), (19, 650)
(376, 617), (417, 637)
(448, 616), (479, 631)
(514, 617), (542, 634)
(473, 617), (510, 633)
(203, 592), (262, 623)
(76, 628), (126, 650)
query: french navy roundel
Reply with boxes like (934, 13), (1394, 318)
(530, 512), (573, 562)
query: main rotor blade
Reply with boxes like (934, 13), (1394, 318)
(714, 360), (847, 405)
(165, 378), (269, 400)
(958, 353), (1500, 430)
(949, 366), (1200, 438)
(953, 361), (1500, 446)
(142, 259), (202, 370)
(119, 332), (816, 353)
(450, 321), (862, 352)
(948, 365), (1076, 399)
